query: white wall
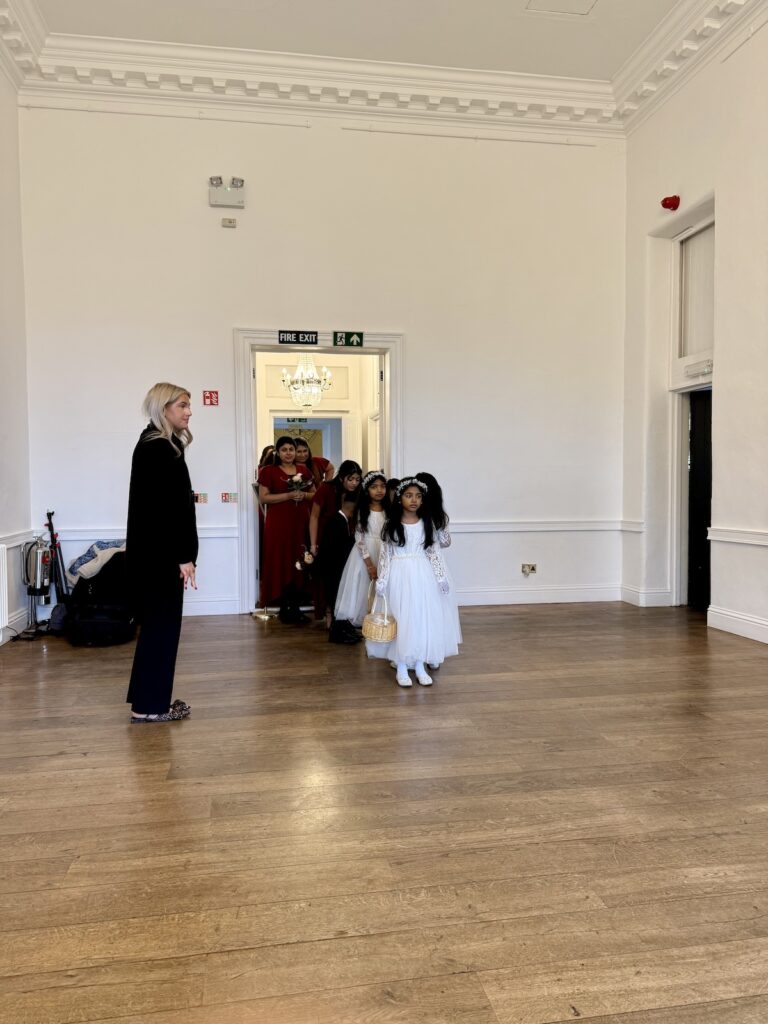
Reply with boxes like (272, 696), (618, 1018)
(622, 26), (768, 636)
(0, 67), (32, 642)
(18, 108), (626, 612)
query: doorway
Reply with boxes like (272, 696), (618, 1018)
(687, 389), (712, 611)
(273, 418), (343, 470)
(233, 329), (403, 613)
(253, 349), (383, 478)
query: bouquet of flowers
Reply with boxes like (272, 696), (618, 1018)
(295, 546), (315, 572)
(287, 472), (309, 493)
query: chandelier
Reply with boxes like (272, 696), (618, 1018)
(281, 354), (333, 410)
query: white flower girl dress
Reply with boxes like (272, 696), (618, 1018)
(366, 519), (461, 668)
(335, 509), (385, 627)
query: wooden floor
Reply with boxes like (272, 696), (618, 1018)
(2, 605), (768, 1023)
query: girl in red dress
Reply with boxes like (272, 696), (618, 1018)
(308, 460), (362, 623)
(258, 436), (315, 623)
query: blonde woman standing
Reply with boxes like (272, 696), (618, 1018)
(126, 383), (198, 722)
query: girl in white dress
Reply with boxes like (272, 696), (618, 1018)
(367, 478), (462, 688)
(335, 471), (389, 628)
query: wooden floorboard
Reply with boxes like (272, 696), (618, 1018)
(1, 604), (768, 1022)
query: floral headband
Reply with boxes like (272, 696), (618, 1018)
(361, 469), (386, 489)
(396, 477), (428, 497)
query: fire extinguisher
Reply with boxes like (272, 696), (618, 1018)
(22, 537), (52, 600)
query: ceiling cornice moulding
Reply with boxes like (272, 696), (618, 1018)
(0, 0), (46, 86)
(6, 0), (766, 137)
(16, 34), (621, 137)
(614, 0), (767, 128)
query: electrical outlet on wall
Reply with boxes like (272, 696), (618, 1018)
(521, 563), (537, 577)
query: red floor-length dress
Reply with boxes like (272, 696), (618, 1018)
(258, 463), (313, 606)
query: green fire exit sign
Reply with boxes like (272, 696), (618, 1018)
(333, 332), (364, 347)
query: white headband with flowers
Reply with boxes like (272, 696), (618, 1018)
(396, 477), (428, 497)
(361, 470), (386, 489)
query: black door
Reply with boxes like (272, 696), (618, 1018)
(687, 389), (712, 611)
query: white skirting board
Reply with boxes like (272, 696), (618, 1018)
(708, 605), (768, 645)
(1, 607), (28, 646)
(457, 584), (621, 605)
(620, 586), (673, 607)
(0, 545), (7, 631)
(183, 597), (240, 616)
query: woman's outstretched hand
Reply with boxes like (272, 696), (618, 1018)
(179, 562), (197, 589)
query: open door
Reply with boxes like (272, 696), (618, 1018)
(687, 389), (712, 612)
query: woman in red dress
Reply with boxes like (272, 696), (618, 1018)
(258, 436), (315, 623)
(294, 437), (334, 486)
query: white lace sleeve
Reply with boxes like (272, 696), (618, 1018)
(375, 541), (392, 595)
(426, 544), (450, 594)
(437, 527), (451, 548)
(355, 526), (371, 561)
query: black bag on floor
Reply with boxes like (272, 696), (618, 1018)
(66, 552), (136, 647)
(48, 601), (70, 636)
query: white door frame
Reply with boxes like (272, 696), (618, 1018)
(233, 328), (404, 613)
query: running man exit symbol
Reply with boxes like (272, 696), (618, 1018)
(334, 332), (364, 347)
(203, 390), (219, 406)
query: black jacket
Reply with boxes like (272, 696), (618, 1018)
(126, 427), (198, 590)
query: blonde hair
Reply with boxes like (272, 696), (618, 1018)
(141, 382), (193, 453)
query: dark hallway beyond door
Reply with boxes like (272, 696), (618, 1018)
(687, 388), (712, 611)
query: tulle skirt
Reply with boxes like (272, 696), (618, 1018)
(335, 544), (375, 626)
(366, 552), (462, 667)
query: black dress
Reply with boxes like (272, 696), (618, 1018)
(125, 426), (198, 714)
(316, 509), (356, 639)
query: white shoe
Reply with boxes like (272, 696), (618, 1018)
(416, 671), (433, 686)
(389, 661), (397, 669)
(396, 670), (412, 688)
(427, 663), (440, 671)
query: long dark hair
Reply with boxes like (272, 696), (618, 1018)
(356, 471), (389, 533)
(329, 460), (362, 505)
(293, 436), (323, 485)
(415, 471), (448, 530)
(382, 478), (434, 549)
(258, 444), (274, 469)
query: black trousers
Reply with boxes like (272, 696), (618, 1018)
(127, 573), (184, 714)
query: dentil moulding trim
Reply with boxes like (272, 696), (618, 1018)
(613, 0), (766, 129)
(2, 0), (766, 135)
(0, 0), (45, 85)
(21, 35), (622, 137)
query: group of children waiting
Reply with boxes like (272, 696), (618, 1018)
(257, 436), (461, 688)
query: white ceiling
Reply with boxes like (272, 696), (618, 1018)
(35, 0), (683, 81)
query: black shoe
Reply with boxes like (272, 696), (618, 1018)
(339, 620), (361, 637)
(329, 625), (361, 644)
(279, 608), (301, 624)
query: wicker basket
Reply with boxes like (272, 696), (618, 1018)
(362, 593), (397, 643)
